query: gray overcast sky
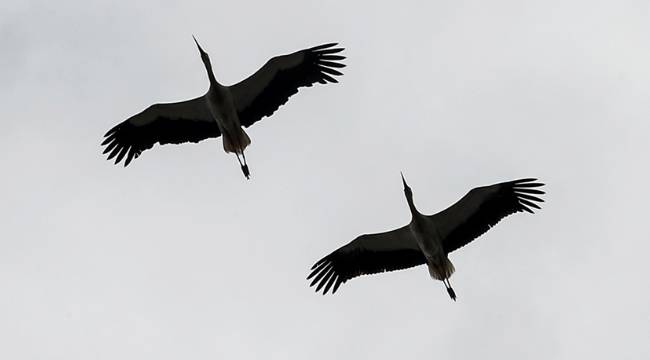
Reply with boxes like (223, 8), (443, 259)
(1, 0), (649, 359)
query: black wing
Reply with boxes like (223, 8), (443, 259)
(229, 43), (345, 128)
(429, 178), (545, 254)
(308, 226), (425, 295)
(101, 96), (220, 166)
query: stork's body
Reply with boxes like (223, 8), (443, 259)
(308, 174), (545, 300)
(203, 80), (252, 176)
(403, 174), (458, 299)
(101, 37), (345, 179)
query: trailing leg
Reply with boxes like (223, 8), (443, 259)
(240, 151), (250, 179)
(444, 278), (457, 301)
(236, 152), (250, 179)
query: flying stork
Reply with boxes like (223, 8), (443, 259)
(308, 174), (545, 300)
(101, 37), (345, 178)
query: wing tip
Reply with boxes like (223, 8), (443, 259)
(311, 45), (345, 56)
(103, 126), (118, 138)
(309, 42), (340, 51)
(514, 177), (537, 182)
(512, 178), (545, 188)
(308, 257), (345, 295)
(310, 256), (329, 270)
(519, 204), (535, 214)
(512, 179), (545, 212)
(101, 136), (113, 146)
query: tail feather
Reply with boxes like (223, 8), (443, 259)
(427, 258), (455, 280)
(223, 128), (251, 154)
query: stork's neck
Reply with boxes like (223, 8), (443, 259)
(203, 61), (219, 86)
(405, 194), (420, 217)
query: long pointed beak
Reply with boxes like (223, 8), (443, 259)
(401, 171), (408, 189)
(192, 35), (205, 54)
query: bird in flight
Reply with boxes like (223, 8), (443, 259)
(308, 174), (545, 300)
(101, 37), (345, 179)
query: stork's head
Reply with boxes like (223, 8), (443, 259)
(401, 172), (418, 214)
(401, 171), (413, 199)
(193, 35), (211, 68)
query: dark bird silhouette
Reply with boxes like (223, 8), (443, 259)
(101, 37), (345, 178)
(308, 174), (545, 300)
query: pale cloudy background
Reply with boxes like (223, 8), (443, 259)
(1, 0), (649, 359)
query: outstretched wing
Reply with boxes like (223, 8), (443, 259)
(429, 178), (545, 254)
(308, 226), (425, 295)
(101, 96), (220, 166)
(229, 43), (345, 128)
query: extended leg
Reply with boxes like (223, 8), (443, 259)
(444, 278), (457, 301)
(240, 151), (250, 179)
(236, 152), (250, 179)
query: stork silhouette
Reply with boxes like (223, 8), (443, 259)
(102, 37), (345, 179)
(308, 174), (545, 300)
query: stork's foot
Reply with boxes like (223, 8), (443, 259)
(241, 164), (250, 179)
(447, 286), (457, 301)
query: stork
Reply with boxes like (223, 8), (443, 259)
(101, 37), (345, 179)
(308, 174), (545, 300)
